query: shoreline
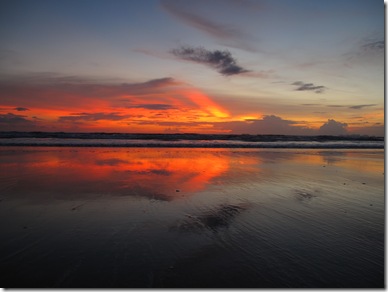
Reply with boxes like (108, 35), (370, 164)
(0, 142), (383, 149)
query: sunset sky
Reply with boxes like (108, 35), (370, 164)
(0, 0), (384, 135)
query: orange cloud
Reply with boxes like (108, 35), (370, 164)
(0, 75), (232, 133)
(0, 74), (383, 136)
(179, 88), (230, 119)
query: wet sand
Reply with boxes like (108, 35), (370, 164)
(0, 147), (384, 288)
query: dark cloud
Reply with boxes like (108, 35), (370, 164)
(0, 113), (32, 124)
(171, 46), (249, 76)
(291, 81), (326, 93)
(343, 38), (384, 67)
(14, 107), (29, 111)
(318, 119), (348, 136)
(327, 104), (377, 110)
(0, 75), (182, 110)
(219, 115), (315, 135)
(137, 77), (179, 88)
(0, 74), (178, 91)
(327, 105), (346, 108)
(0, 113), (36, 131)
(361, 40), (384, 52)
(0, 72), (99, 85)
(218, 115), (354, 136)
(95, 158), (127, 166)
(128, 104), (176, 110)
(58, 112), (130, 122)
(133, 120), (208, 127)
(83, 77), (180, 96)
(260, 115), (297, 124)
(349, 104), (377, 110)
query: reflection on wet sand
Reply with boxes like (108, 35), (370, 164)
(2, 148), (382, 203)
(0, 147), (384, 288)
(0, 148), (231, 201)
(295, 150), (383, 173)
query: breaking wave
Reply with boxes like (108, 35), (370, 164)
(0, 132), (383, 148)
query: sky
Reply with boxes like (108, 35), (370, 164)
(0, 0), (384, 135)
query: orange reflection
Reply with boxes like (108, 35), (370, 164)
(1, 148), (231, 201)
(89, 149), (231, 196)
(0, 148), (383, 204)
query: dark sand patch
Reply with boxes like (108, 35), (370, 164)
(171, 203), (247, 233)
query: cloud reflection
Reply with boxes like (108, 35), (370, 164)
(0, 148), (383, 205)
(0, 148), (230, 202)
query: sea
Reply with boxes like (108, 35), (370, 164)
(0, 132), (384, 148)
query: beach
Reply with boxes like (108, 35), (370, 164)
(0, 146), (384, 288)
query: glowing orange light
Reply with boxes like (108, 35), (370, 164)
(180, 88), (230, 119)
(3, 148), (232, 200)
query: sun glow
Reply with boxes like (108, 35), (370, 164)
(180, 88), (230, 119)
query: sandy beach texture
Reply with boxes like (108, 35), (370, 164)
(0, 147), (384, 288)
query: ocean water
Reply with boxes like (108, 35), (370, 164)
(0, 132), (384, 148)
(0, 147), (384, 288)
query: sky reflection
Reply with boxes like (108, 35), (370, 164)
(0, 147), (232, 202)
(0, 147), (384, 288)
(0, 147), (383, 204)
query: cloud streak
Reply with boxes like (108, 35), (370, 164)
(171, 46), (249, 76)
(343, 38), (384, 67)
(161, 0), (256, 52)
(58, 112), (130, 123)
(291, 81), (326, 93)
(328, 104), (377, 110)
(161, 0), (241, 39)
(304, 103), (378, 110)
(0, 75), (183, 110)
(349, 104), (377, 110)
(361, 40), (384, 52)
(128, 104), (176, 110)
(14, 107), (29, 111)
